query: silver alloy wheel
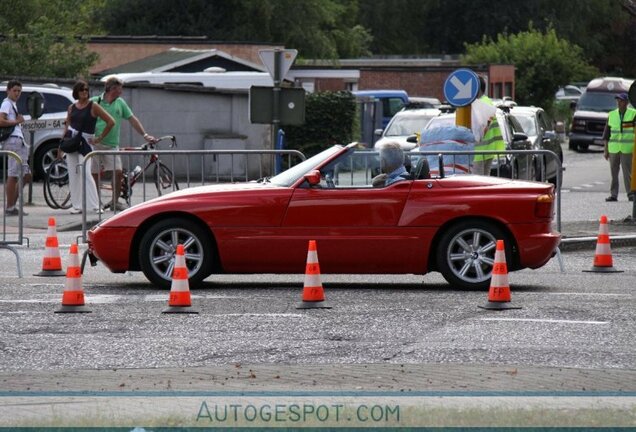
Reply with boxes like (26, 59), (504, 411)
(445, 227), (497, 285)
(43, 148), (65, 179)
(147, 227), (205, 282)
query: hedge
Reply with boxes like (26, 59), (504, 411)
(282, 91), (356, 156)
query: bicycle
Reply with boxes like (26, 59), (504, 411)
(43, 157), (72, 210)
(118, 135), (179, 206)
(43, 135), (179, 210)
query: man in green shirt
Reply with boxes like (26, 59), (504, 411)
(91, 77), (156, 211)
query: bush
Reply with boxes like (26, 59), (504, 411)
(284, 91), (356, 156)
(550, 99), (576, 132)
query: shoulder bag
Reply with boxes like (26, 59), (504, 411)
(59, 102), (92, 153)
(0, 104), (18, 142)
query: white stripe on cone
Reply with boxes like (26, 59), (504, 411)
(169, 251), (190, 292)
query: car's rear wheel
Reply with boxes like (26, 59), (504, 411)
(139, 218), (213, 289)
(34, 140), (64, 181)
(436, 219), (511, 290)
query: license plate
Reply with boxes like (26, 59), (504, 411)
(593, 138), (604, 145)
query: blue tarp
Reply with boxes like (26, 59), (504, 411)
(413, 126), (476, 174)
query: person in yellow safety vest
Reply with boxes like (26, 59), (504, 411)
(471, 76), (506, 175)
(602, 92), (635, 202)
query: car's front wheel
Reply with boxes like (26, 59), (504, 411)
(139, 218), (214, 289)
(436, 220), (511, 290)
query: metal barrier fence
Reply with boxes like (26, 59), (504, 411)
(411, 149), (563, 231)
(79, 148), (306, 239)
(315, 148), (563, 231)
(0, 150), (26, 277)
(78, 146), (562, 237)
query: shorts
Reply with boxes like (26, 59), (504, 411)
(90, 142), (122, 173)
(3, 137), (31, 177)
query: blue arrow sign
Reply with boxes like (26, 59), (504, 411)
(443, 68), (479, 107)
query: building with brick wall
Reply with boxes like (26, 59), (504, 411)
(292, 59), (515, 101)
(88, 36), (282, 75)
(87, 37), (515, 100)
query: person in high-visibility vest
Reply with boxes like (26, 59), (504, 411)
(471, 76), (506, 175)
(602, 92), (635, 202)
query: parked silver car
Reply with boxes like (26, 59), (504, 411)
(1, 83), (72, 179)
(374, 108), (441, 151)
(509, 106), (563, 184)
(423, 110), (540, 180)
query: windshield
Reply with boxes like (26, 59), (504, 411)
(576, 92), (619, 112)
(425, 116), (455, 130)
(385, 115), (435, 136)
(269, 145), (344, 187)
(511, 114), (537, 135)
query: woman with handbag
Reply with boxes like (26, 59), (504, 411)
(58, 80), (115, 214)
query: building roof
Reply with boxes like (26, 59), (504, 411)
(98, 48), (266, 76)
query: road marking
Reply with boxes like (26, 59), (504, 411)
(480, 318), (608, 325)
(216, 313), (304, 318)
(548, 292), (631, 297)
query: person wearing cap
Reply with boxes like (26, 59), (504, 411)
(601, 92), (635, 202)
(90, 77), (156, 211)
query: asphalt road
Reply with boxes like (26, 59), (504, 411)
(1, 143), (635, 428)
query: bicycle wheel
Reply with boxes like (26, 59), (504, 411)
(44, 159), (71, 210)
(153, 162), (179, 196)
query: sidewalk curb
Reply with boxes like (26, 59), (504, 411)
(560, 235), (636, 252)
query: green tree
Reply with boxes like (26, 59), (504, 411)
(0, 0), (102, 78)
(463, 27), (598, 109)
(98, 0), (371, 59)
(358, 0), (634, 76)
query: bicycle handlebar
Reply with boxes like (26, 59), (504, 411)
(139, 135), (177, 151)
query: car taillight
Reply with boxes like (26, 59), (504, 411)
(535, 194), (554, 218)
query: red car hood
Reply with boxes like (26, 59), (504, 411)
(99, 182), (290, 228)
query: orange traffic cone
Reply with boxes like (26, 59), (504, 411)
(163, 244), (199, 314)
(583, 215), (623, 273)
(479, 240), (521, 310)
(297, 240), (331, 309)
(55, 243), (91, 313)
(34, 217), (66, 277)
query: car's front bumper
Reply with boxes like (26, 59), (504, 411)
(568, 132), (605, 148)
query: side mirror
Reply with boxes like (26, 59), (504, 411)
(304, 169), (321, 186)
(512, 132), (528, 142)
(511, 132), (531, 150)
(406, 134), (418, 143)
(374, 128), (383, 136)
(543, 131), (557, 141)
(570, 101), (577, 111)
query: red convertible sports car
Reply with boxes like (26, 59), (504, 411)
(88, 143), (560, 290)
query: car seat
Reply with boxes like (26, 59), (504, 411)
(412, 158), (430, 179)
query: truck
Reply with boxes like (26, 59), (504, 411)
(353, 90), (409, 128)
(569, 77), (634, 152)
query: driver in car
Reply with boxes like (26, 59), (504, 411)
(372, 142), (410, 187)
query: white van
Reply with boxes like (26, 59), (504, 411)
(100, 71), (275, 90)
